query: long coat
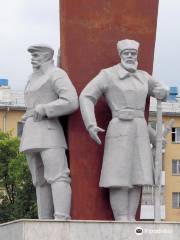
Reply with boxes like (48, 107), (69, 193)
(80, 64), (168, 188)
(20, 61), (78, 153)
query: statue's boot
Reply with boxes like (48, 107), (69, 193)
(110, 187), (129, 221)
(26, 149), (71, 220)
(40, 148), (72, 220)
(51, 181), (71, 220)
(36, 184), (54, 219)
(26, 152), (54, 219)
(128, 186), (141, 221)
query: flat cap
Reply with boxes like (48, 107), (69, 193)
(27, 44), (54, 56)
(117, 39), (140, 53)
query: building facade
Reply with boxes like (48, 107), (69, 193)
(141, 90), (180, 221)
(0, 81), (25, 136)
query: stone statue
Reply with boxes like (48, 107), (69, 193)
(79, 39), (168, 221)
(20, 45), (78, 220)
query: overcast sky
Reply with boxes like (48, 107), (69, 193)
(153, 0), (180, 91)
(0, 0), (60, 90)
(0, 0), (179, 92)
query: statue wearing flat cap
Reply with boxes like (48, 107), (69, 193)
(20, 44), (79, 220)
(80, 39), (168, 221)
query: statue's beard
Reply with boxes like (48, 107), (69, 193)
(31, 61), (41, 72)
(121, 59), (138, 73)
(32, 65), (40, 72)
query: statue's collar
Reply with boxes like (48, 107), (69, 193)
(40, 60), (54, 74)
(116, 63), (137, 79)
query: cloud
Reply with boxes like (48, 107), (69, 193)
(0, 0), (60, 90)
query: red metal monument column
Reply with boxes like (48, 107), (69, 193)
(60, 0), (159, 220)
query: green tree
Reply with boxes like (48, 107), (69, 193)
(0, 130), (37, 223)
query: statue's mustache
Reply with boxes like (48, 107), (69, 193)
(125, 59), (136, 64)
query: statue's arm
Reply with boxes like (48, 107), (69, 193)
(79, 70), (107, 144)
(146, 72), (169, 101)
(44, 69), (79, 118)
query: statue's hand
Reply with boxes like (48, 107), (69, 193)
(88, 125), (105, 144)
(153, 87), (167, 100)
(33, 104), (46, 121)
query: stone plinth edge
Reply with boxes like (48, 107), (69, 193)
(0, 219), (180, 240)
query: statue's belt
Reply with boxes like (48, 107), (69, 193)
(112, 109), (144, 120)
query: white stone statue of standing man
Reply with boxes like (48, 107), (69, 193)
(80, 39), (168, 221)
(20, 45), (78, 220)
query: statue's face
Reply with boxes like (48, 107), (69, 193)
(31, 52), (47, 70)
(120, 49), (138, 64)
(120, 49), (138, 72)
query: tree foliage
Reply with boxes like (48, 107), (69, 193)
(0, 131), (37, 223)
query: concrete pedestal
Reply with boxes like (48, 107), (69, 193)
(0, 220), (179, 240)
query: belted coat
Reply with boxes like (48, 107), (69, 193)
(80, 64), (168, 188)
(20, 61), (78, 153)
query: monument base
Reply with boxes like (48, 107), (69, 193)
(0, 219), (179, 240)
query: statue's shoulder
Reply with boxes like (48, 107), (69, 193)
(103, 65), (117, 74)
(50, 66), (67, 78)
(137, 69), (151, 79)
(100, 65), (117, 80)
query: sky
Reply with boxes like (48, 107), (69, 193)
(153, 0), (180, 90)
(0, 0), (180, 92)
(0, 0), (60, 90)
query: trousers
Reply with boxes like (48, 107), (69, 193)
(26, 148), (71, 220)
(110, 186), (141, 221)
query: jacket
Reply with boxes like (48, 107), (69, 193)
(80, 63), (168, 188)
(20, 61), (78, 152)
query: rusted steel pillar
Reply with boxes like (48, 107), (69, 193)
(60, 0), (159, 220)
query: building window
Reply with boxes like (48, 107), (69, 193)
(172, 160), (180, 175)
(172, 128), (180, 143)
(172, 192), (180, 208)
